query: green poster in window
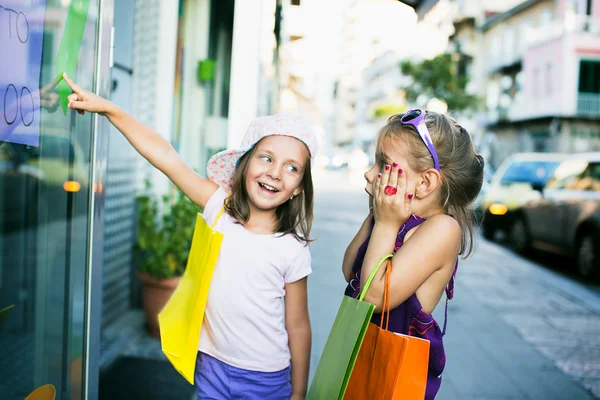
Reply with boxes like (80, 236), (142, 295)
(56, 0), (91, 115)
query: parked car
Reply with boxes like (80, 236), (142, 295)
(480, 152), (566, 240)
(509, 153), (600, 281)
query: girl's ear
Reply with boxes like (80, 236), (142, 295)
(292, 187), (303, 197)
(416, 169), (441, 199)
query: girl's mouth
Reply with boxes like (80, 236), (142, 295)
(259, 182), (279, 193)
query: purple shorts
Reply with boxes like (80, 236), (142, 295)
(194, 352), (292, 399)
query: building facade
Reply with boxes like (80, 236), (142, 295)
(481, 0), (600, 166)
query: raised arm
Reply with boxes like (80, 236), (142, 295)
(63, 74), (218, 209)
(360, 215), (460, 311)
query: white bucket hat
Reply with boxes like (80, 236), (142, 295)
(206, 113), (318, 192)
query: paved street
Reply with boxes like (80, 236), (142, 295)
(309, 167), (600, 400)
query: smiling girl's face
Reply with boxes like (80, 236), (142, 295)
(244, 135), (309, 212)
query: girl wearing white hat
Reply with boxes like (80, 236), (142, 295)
(63, 74), (316, 399)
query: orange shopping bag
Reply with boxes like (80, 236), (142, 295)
(345, 261), (430, 400)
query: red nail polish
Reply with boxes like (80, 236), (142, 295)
(398, 169), (403, 174)
(407, 193), (413, 200)
(392, 162), (398, 168)
(385, 165), (390, 171)
(377, 173), (382, 178)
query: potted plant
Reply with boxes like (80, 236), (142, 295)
(135, 182), (200, 338)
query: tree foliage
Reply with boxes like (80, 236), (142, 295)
(400, 53), (479, 112)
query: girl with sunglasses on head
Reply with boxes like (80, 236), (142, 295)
(343, 109), (484, 399)
(62, 74), (315, 400)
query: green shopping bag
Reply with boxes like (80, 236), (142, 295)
(307, 254), (393, 400)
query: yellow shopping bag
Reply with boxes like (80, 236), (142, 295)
(159, 207), (225, 384)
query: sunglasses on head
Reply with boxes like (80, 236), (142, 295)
(399, 109), (440, 171)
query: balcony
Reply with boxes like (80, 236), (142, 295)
(578, 93), (600, 117)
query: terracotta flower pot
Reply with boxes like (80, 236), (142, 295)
(138, 272), (181, 338)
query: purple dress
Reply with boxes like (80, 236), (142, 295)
(344, 215), (457, 400)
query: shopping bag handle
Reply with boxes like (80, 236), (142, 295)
(381, 260), (392, 330)
(357, 254), (393, 302)
(210, 206), (226, 229)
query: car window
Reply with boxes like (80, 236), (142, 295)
(546, 160), (588, 190)
(499, 160), (560, 186)
(567, 162), (600, 191)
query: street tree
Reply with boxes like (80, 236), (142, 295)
(400, 53), (479, 112)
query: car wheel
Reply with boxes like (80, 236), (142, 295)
(576, 230), (600, 281)
(509, 216), (530, 253)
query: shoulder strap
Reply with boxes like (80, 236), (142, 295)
(441, 261), (458, 336)
(396, 215), (425, 243)
(210, 205), (226, 229)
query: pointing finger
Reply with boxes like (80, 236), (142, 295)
(62, 73), (82, 93)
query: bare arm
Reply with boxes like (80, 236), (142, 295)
(106, 109), (218, 208)
(62, 74), (218, 209)
(342, 210), (373, 282)
(285, 277), (311, 399)
(360, 215), (461, 311)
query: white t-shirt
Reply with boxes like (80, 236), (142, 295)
(198, 187), (312, 372)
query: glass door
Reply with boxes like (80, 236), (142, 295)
(0, 0), (107, 398)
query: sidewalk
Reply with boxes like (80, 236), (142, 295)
(437, 239), (600, 399)
(98, 311), (196, 400)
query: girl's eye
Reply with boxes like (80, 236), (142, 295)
(260, 155), (272, 163)
(286, 165), (298, 173)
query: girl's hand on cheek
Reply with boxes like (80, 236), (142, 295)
(372, 162), (414, 229)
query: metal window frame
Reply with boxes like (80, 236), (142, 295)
(83, 0), (114, 399)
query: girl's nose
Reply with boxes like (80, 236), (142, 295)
(267, 164), (282, 180)
(364, 165), (377, 184)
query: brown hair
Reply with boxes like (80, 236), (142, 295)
(225, 142), (314, 244)
(377, 112), (484, 257)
